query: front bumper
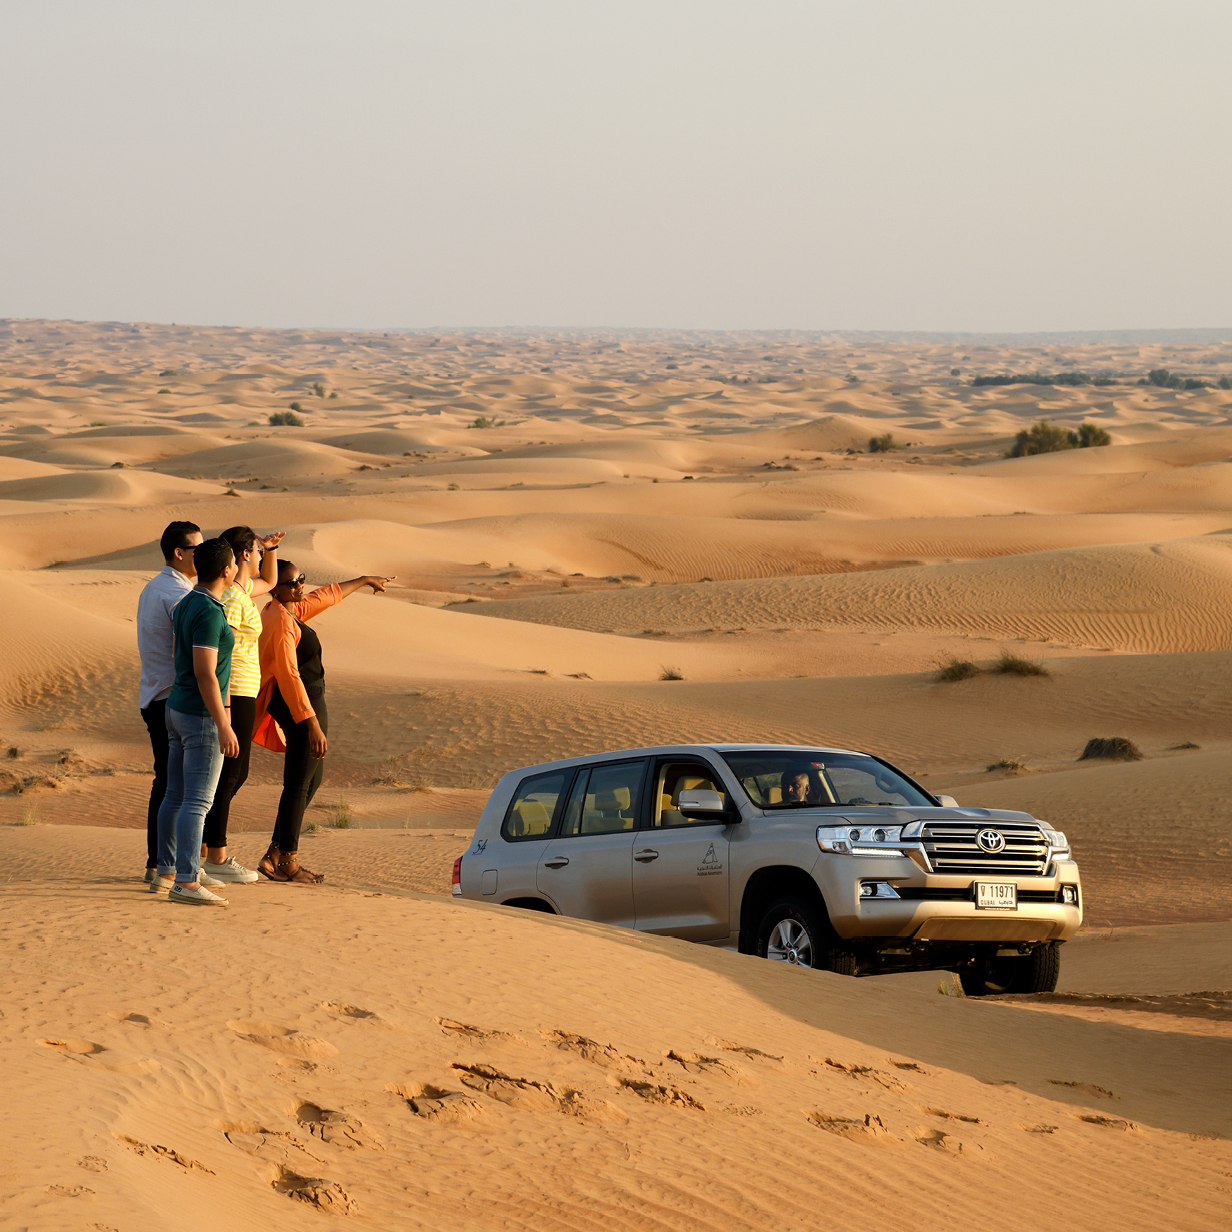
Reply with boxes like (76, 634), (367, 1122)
(818, 855), (1083, 943)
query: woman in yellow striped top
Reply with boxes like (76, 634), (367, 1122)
(200, 525), (285, 882)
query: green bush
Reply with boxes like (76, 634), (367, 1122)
(269, 411), (304, 426)
(1145, 368), (1209, 390)
(1007, 420), (1073, 457)
(936, 657), (980, 682)
(469, 416), (505, 429)
(1067, 422), (1112, 448)
(993, 651), (1050, 677)
(868, 432), (899, 453)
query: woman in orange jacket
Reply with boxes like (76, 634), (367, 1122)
(253, 561), (393, 883)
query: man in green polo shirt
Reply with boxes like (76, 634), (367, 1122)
(152, 538), (241, 905)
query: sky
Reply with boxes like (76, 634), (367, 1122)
(1, 0), (1230, 333)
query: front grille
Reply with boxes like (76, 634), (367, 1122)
(919, 821), (1048, 876)
(897, 886), (1064, 903)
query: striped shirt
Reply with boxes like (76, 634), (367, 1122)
(221, 578), (262, 698)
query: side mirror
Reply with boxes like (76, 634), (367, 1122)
(935, 794), (959, 809)
(677, 788), (726, 816)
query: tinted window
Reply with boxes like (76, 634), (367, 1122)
(501, 770), (568, 841)
(559, 760), (646, 836)
(653, 761), (726, 826)
(722, 751), (932, 809)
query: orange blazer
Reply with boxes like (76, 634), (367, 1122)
(252, 584), (342, 753)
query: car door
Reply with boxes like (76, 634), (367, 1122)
(536, 759), (646, 928)
(632, 759), (732, 941)
(485, 767), (573, 903)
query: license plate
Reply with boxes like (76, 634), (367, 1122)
(975, 882), (1017, 910)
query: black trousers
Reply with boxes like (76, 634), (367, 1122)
(202, 696), (256, 850)
(266, 688), (327, 854)
(140, 700), (169, 867)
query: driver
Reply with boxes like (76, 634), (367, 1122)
(780, 764), (815, 805)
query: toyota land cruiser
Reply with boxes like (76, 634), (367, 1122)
(454, 744), (1081, 994)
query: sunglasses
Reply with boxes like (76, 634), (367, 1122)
(279, 573), (307, 587)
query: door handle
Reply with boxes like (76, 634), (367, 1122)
(634, 849), (659, 862)
(543, 857), (570, 869)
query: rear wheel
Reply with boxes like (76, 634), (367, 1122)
(756, 896), (850, 973)
(959, 942), (1060, 996)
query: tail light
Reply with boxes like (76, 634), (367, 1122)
(451, 856), (463, 896)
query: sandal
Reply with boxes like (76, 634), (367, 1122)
(278, 854), (324, 885)
(257, 845), (289, 882)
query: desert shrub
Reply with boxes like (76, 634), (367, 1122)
(1219, 376), (1232, 390)
(312, 382), (325, 397)
(327, 798), (354, 828)
(868, 433), (899, 453)
(993, 651), (1050, 677)
(660, 666), (685, 681)
(1080, 737), (1143, 761)
(950, 368), (961, 376)
(987, 758), (1026, 772)
(269, 410), (304, 426)
(469, 416), (505, 429)
(1146, 368), (1209, 390)
(1067, 422), (1112, 448)
(1007, 420), (1073, 457)
(936, 657), (980, 682)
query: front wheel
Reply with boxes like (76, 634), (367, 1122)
(756, 896), (850, 972)
(959, 942), (1061, 996)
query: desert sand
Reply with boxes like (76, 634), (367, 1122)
(0, 319), (1229, 1229)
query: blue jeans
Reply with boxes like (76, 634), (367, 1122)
(156, 708), (225, 882)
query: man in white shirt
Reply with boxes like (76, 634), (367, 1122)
(136, 521), (201, 878)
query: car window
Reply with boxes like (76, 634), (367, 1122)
(653, 761), (726, 826)
(501, 769), (569, 841)
(721, 750), (932, 809)
(559, 760), (646, 836)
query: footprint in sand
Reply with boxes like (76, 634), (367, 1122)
(391, 1081), (488, 1124)
(664, 1050), (753, 1086)
(703, 1036), (786, 1065)
(453, 1062), (627, 1124)
(435, 1018), (525, 1045)
(1049, 1080), (1116, 1100)
(915, 1127), (973, 1154)
(38, 1038), (160, 1076)
(613, 1077), (705, 1111)
(816, 1057), (908, 1091)
(117, 1136), (213, 1172)
(321, 1002), (393, 1028)
(921, 1107), (983, 1125)
(226, 1020), (339, 1060)
(296, 1102), (384, 1150)
(806, 1111), (899, 1146)
(273, 1167), (358, 1215)
(1076, 1114), (1140, 1132)
(539, 1029), (650, 1076)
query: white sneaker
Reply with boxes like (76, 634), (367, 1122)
(169, 883), (229, 906)
(203, 857), (259, 884)
(198, 869), (225, 887)
(148, 874), (175, 895)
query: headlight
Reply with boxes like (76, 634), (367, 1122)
(1043, 829), (1070, 855)
(817, 825), (907, 857)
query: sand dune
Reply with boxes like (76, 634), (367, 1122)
(475, 534), (1232, 652)
(2, 320), (1231, 1231)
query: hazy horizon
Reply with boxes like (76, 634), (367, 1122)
(2, 1), (1230, 334)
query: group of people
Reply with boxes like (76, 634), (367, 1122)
(137, 520), (392, 905)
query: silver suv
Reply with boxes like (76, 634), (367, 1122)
(454, 744), (1081, 995)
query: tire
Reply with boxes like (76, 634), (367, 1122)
(959, 942), (1061, 996)
(756, 895), (849, 972)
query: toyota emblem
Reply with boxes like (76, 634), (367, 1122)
(976, 828), (1006, 853)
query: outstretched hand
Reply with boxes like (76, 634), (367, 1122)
(259, 531), (286, 551)
(364, 575), (394, 593)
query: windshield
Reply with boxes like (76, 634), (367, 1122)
(721, 750), (934, 810)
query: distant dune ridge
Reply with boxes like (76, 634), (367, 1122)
(0, 319), (1230, 1231)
